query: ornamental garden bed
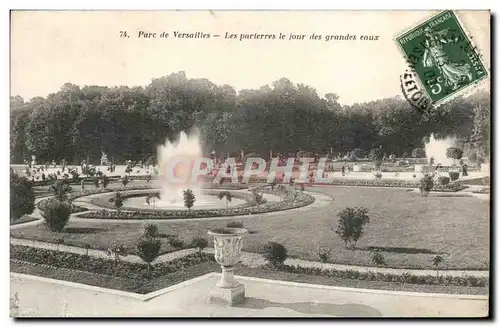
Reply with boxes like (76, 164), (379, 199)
(88, 189), (255, 212)
(78, 191), (314, 220)
(10, 245), (488, 295)
(329, 179), (468, 192)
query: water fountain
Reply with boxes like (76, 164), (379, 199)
(156, 131), (203, 203)
(424, 134), (456, 166)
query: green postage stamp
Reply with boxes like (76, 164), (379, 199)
(396, 10), (488, 105)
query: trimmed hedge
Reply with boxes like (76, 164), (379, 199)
(10, 244), (213, 279)
(329, 179), (468, 192)
(274, 264), (488, 287)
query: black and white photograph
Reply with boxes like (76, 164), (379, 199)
(8, 9), (491, 318)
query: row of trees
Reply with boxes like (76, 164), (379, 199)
(10, 71), (490, 164)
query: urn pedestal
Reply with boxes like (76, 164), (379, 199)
(207, 227), (248, 306)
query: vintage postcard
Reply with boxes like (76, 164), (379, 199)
(9, 10), (490, 318)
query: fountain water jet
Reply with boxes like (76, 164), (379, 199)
(155, 131), (211, 207)
(424, 134), (456, 166)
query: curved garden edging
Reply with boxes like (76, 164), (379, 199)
(88, 189), (255, 211)
(35, 184), (316, 220)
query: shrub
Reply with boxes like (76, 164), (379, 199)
(143, 223), (159, 238)
(10, 171), (35, 221)
(168, 235), (185, 248)
(42, 198), (72, 232)
(136, 235), (161, 275)
(335, 207), (370, 249)
(191, 236), (209, 254)
(49, 180), (73, 201)
(437, 176), (450, 185)
(106, 243), (128, 262)
(419, 174), (434, 196)
(226, 221), (244, 228)
(317, 247), (331, 263)
(109, 192), (124, 211)
(121, 175), (129, 187)
(183, 189), (196, 211)
(262, 242), (288, 268)
(371, 252), (385, 266)
(446, 147), (464, 163)
(449, 171), (460, 181)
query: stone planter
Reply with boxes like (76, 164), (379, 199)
(207, 227), (248, 305)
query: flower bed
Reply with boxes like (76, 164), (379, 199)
(329, 179), (468, 192)
(89, 189), (254, 211)
(272, 264), (487, 287)
(10, 244), (213, 279)
(78, 190), (315, 220)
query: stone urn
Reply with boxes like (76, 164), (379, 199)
(207, 227), (248, 305)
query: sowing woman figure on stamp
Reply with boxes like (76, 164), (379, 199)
(422, 26), (473, 91)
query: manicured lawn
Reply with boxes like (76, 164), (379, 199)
(10, 216), (39, 226)
(11, 185), (490, 270)
(10, 260), (487, 295)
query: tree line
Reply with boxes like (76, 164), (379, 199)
(10, 71), (490, 165)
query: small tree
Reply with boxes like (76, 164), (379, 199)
(93, 178), (100, 189)
(446, 147), (464, 165)
(109, 192), (124, 211)
(191, 236), (208, 255)
(146, 174), (152, 184)
(317, 247), (331, 263)
(432, 255), (444, 278)
(217, 191), (232, 209)
(121, 175), (130, 188)
(10, 171), (35, 222)
(252, 190), (265, 208)
(49, 180), (73, 201)
(106, 243), (128, 262)
(183, 189), (196, 211)
(412, 148), (426, 159)
(83, 243), (92, 256)
(136, 235), (161, 276)
(145, 192), (161, 206)
(419, 174), (434, 196)
(43, 198), (72, 232)
(276, 185), (286, 201)
(52, 236), (64, 251)
(143, 223), (159, 237)
(335, 207), (370, 249)
(101, 175), (110, 189)
(263, 242), (288, 268)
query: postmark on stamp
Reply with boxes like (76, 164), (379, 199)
(396, 10), (488, 106)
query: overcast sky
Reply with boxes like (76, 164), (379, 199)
(10, 10), (490, 105)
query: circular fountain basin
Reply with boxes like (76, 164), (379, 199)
(121, 193), (248, 210)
